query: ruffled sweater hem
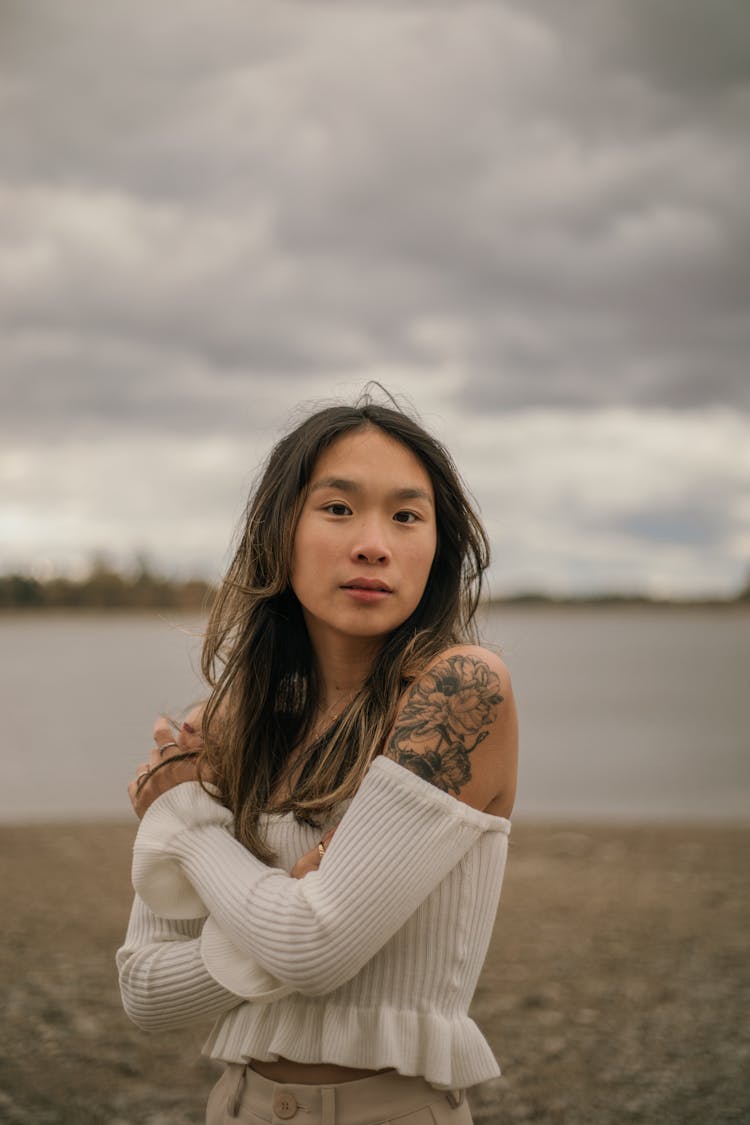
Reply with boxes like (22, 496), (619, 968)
(202, 1001), (501, 1090)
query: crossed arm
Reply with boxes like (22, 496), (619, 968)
(118, 645), (517, 1023)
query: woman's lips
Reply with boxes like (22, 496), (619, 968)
(340, 580), (392, 602)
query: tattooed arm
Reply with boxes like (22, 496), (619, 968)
(384, 645), (518, 818)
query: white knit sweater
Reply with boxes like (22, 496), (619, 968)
(117, 755), (510, 1089)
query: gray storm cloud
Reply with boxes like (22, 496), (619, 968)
(1, 0), (748, 593)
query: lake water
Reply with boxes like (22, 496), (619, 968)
(1, 606), (747, 823)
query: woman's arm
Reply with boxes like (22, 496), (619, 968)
(119, 701), (311, 1026)
(386, 647), (518, 817)
(131, 646), (516, 999)
(117, 836), (337, 1026)
(116, 895), (243, 1032)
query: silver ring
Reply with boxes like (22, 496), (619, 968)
(158, 740), (179, 757)
(136, 767), (151, 781)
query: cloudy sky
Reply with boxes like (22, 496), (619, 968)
(2, 0), (748, 597)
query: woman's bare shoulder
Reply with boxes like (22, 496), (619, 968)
(419, 643), (512, 691)
(384, 643), (518, 816)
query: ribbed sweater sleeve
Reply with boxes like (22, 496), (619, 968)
(115, 894), (243, 1032)
(132, 756), (498, 998)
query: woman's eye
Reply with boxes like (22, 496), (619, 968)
(324, 502), (352, 516)
(393, 510), (418, 524)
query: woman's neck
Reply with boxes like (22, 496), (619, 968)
(307, 630), (381, 714)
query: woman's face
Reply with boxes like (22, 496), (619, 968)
(290, 427), (438, 651)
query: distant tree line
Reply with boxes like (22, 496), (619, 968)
(0, 559), (214, 611)
(1, 559), (747, 611)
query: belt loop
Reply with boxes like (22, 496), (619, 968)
(321, 1085), (336, 1125)
(227, 1064), (247, 1117)
(445, 1088), (465, 1109)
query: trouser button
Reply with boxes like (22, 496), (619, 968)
(273, 1091), (298, 1118)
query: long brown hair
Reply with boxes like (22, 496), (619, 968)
(200, 391), (490, 862)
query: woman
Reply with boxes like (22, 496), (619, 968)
(117, 395), (518, 1125)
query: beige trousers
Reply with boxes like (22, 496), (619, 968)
(205, 1063), (474, 1125)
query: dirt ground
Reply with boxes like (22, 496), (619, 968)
(1, 819), (748, 1124)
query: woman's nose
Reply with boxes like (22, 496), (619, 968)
(351, 522), (391, 564)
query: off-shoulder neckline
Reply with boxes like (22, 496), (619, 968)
(371, 753), (512, 832)
(260, 756), (511, 833)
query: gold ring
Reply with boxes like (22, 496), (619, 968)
(317, 842), (326, 858)
(158, 740), (179, 756)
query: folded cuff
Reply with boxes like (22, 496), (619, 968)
(132, 782), (232, 919)
(201, 915), (295, 1002)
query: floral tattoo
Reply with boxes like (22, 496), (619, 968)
(385, 654), (504, 795)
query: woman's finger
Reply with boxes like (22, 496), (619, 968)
(148, 741), (180, 769)
(152, 714), (174, 745)
(149, 716), (184, 768)
(134, 762), (152, 786)
(128, 763), (152, 811)
(130, 753), (201, 819)
(178, 703), (206, 752)
(289, 826), (338, 879)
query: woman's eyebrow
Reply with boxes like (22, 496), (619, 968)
(309, 477), (361, 494)
(392, 487), (433, 505)
(309, 478), (433, 505)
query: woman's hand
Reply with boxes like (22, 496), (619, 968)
(290, 827), (337, 879)
(129, 704), (337, 869)
(129, 705), (210, 820)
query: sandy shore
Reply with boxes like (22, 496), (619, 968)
(1, 819), (748, 1125)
